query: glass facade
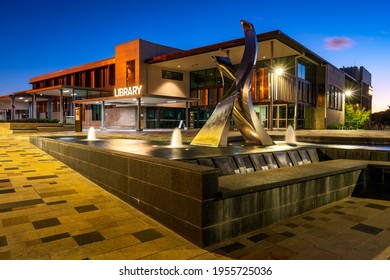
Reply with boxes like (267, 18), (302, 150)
(146, 107), (185, 128)
(189, 56), (316, 130)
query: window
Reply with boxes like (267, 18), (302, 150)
(127, 60), (135, 86)
(297, 63), (306, 79)
(327, 85), (343, 111)
(190, 68), (222, 88)
(91, 104), (101, 121)
(162, 70), (183, 81)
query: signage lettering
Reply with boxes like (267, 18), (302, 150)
(114, 85), (142, 97)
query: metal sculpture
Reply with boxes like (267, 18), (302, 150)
(190, 20), (274, 147)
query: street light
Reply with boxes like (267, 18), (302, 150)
(275, 67), (284, 76)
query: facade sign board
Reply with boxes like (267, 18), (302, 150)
(114, 85), (142, 97)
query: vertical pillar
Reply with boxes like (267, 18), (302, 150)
(294, 76), (298, 130)
(70, 89), (75, 117)
(269, 41), (274, 130)
(100, 101), (105, 129)
(47, 96), (53, 119)
(10, 95), (16, 120)
(185, 101), (189, 129)
(59, 89), (64, 124)
(32, 93), (37, 119)
(28, 102), (32, 118)
(136, 98), (142, 131)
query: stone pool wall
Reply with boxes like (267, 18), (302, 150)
(29, 136), (386, 247)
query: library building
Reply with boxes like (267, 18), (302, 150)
(0, 30), (372, 131)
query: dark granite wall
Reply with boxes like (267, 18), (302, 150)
(30, 137), (388, 246)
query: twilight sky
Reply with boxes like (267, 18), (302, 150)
(1, 0), (389, 112)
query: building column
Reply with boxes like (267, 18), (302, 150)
(28, 102), (32, 118)
(59, 89), (64, 124)
(294, 76), (298, 130)
(269, 40), (274, 130)
(32, 93), (37, 119)
(100, 101), (105, 129)
(47, 96), (53, 119)
(136, 98), (142, 131)
(70, 89), (75, 117)
(10, 95), (16, 120)
(185, 101), (189, 129)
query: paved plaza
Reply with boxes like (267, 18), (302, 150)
(1, 130), (390, 260)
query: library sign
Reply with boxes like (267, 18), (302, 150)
(114, 85), (142, 97)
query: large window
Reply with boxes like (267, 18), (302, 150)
(91, 104), (101, 121)
(327, 85), (343, 110)
(297, 63), (306, 79)
(254, 105), (268, 127)
(253, 68), (269, 101)
(126, 60), (135, 86)
(162, 70), (183, 81)
(190, 68), (222, 88)
(146, 107), (185, 128)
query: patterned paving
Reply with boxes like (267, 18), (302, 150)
(1, 134), (390, 260)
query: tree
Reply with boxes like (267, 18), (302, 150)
(371, 106), (390, 130)
(344, 104), (371, 129)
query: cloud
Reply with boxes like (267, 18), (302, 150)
(324, 36), (354, 50)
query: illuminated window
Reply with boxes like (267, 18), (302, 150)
(297, 63), (306, 79)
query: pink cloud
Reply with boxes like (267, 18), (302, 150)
(324, 36), (354, 50)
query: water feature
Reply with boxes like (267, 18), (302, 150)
(87, 127), (97, 141)
(285, 125), (297, 146)
(170, 128), (183, 147)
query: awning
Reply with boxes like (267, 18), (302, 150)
(72, 93), (199, 106)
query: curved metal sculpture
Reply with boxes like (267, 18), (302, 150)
(190, 20), (274, 147)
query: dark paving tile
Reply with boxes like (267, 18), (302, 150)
(0, 198), (45, 211)
(41, 232), (71, 243)
(26, 175), (58, 180)
(319, 217), (331, 222)
(4, 167), (19, 170)
(132, 229), (164, 243)
(285, 223), (299, 228)
(248, 232), (269, 243)
(351, 223), (383, 235)
(0, 179), (10, 183)
(49, 182), (57, 185)
(281, 231), (296, 238)
(73, 231), (105, 246)
(0, 189), (15, 194)
(23, 185), (33, 188)
(364, 203), (389, 211)
(334, 211), (345, 215)
(0, 236), (7, 247)
(219, 242), (246, 253)
(75, 204), (99, 213)
(346, 201), (356, 204)
(303, 216), (315, 221)
(32, 218), (61, 229)
(46, 200), (67, 206)
(40, 190), (77, 198)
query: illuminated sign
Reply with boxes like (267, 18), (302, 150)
(114, 85), (142, 97)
